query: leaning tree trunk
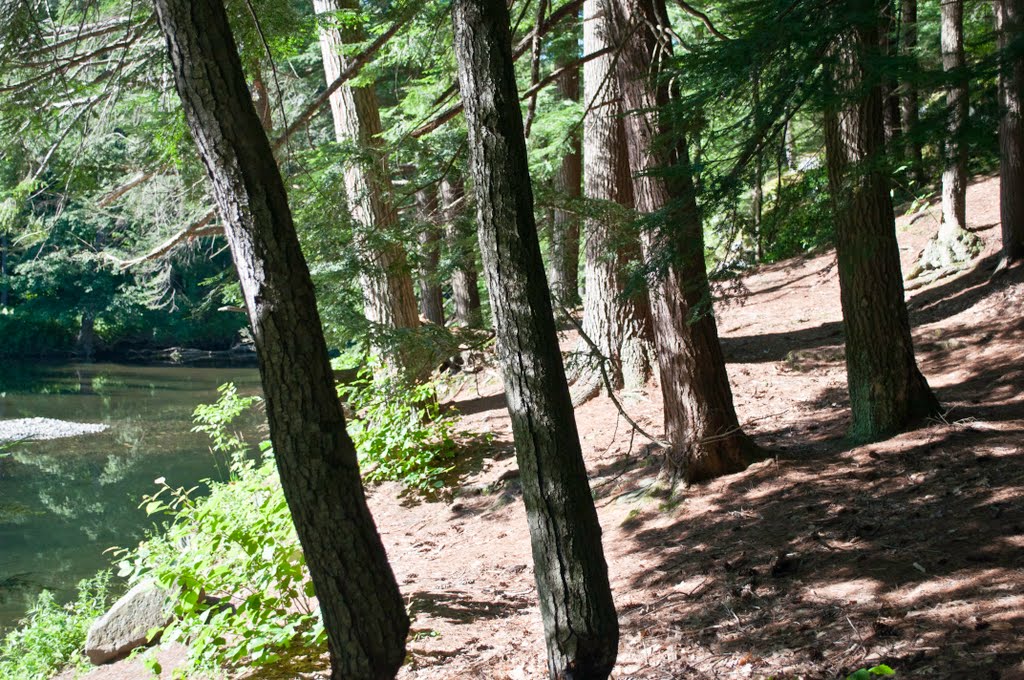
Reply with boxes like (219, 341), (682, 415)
(911, 0), (981, 279)
(823, 9), (941, 442)
(440, 175), (483, 326)
(152, 1), (409, 679)
(415, 185), (445, 325)
(606, 0), (759, 484)
(451, 0), (619, 677)
(571, 0), (655, 405)
(313, 0), (421, 371)
(996, 0), (1024, 263)
(548, 54), (583, 307)
(900, 0), (925, 186)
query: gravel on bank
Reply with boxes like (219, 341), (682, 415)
(0, 417), (109, 444)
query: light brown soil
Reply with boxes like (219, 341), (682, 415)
(74, 175), (1024, 679)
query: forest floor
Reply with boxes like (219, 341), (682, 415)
(77, 174), (1024, 680)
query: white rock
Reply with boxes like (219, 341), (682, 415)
(85, 581), (173, 665)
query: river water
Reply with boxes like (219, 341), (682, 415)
(0, 363), (263, 631)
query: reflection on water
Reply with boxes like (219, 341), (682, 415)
(0, 363), (263, 631)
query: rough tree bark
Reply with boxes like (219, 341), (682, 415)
(900, 0), (926, 186)
(548, 53), (583, 307)
(313, 0), (420, 368)
(451, 0), (619, 676)
(606, 0), (759, 484)
(823, 6), (941, 441)
(571, 0), (654, 406)
(996, 0), (1024, 262)
(152, 1), (409, 679)
(911, 0), (981, 279)
(440, 175), (483, 326)
(415, 184), (445, 325)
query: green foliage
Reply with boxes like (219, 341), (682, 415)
(759, 167), (834, 263)
(847, 664), (896, 679)
(0, 572), (111, 680)
(116, 388), (321, 676)
(341, 365), (460, 490)
(192, 382), (263, 474)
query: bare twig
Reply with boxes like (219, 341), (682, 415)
(674, 0), (730, 41)
(558, 302), (670, 449)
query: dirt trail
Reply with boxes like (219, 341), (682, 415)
(76, 175), (1024, 680)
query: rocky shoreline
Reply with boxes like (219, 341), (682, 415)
(0, 417), (109, 444)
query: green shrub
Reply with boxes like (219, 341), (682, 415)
(760, 166), (834, 263)
(114, 385), (319, 676)
(0, 572), (111, 680)
(115, 371), (464, 676)
(340, 366), (459, 490)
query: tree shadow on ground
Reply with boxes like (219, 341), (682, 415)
(407, 589), (533, 624)
(603, 322), (1024, 678)
(720, 253), (1020, 367)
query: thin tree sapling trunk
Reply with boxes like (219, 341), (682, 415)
(548, 53), (583, 307)
(415, 184), (445, 325)
(900, 0), (926, 186)
(440, 175), (483, 326)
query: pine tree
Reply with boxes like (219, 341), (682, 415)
(451, 0), (619, 675)
(996, 0), (1024, 263)
(151, 0), (409, 677)
(572, 0), (655, 405)
(823, 0), (941, 441)
(605, 0), (759, 483)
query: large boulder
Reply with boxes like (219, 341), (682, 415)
(85, 581), (174, 665)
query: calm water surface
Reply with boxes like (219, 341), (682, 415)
(0, 363), (263, 631)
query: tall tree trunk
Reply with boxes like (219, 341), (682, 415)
(152, 2), (409, 680)
(572, 0), (655, 405)
(605, 0), (759, 484)
(880, 0), (903, 147)
(451, 0), (619, 677)
(784, 118), (798, 170)
(415, 185), (445, 325)
(996, 0), (1024, 262)
(752, 70), (765, 260)
(900, 0), (925, 185)
(823, 7), (940, 442)
(548, 57), (583, 307)
(440, 175), (483, 326)
(313, 0), (421, 370)
(941, 0), (969, 233)
(910, 0), (981, 277)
